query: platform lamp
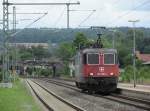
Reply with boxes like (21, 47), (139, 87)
(128, 19), (140, 88)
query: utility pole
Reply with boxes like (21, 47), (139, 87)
(3, 0), (10, 82)
(13, 6), (16, 33)
(12, 6), (17, 80)
(67, 3), (70, 29)
(128, 20), (139, 88)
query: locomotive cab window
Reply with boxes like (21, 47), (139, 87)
(87, 53), (99, 65)
(104, 53), (115, 64)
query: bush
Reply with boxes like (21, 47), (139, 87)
(61, 62), (70, 76)
(40, 68), (52, 77)
(120, 65), (133, 82)
(26, 67), (33, 75)
(137, 66), (150, 84)
(120, 65), (150, 84)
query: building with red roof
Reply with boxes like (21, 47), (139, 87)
(136, 51), (150, 65)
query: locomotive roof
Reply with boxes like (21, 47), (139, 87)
(80, 48), (117, 53)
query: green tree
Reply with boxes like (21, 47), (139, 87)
(121, 65), (133, 82)
(73, 32), (88, 49)
(19, 46), (51, 61)
(32, 46), (51, 59)
(40, 68), (52, 77)
(57, 42), (75, 61)
(26, 67), (33, 75)
(19, 49), (33, 61)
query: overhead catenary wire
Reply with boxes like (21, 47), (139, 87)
(78, 10), (96, 27)
(52, 0), (73, 28)
(10, 13), (48, 37)
(77, 0), (120, 28)
(70, 9), (96, 12)
(19, 19), (32, 21)
(113, 0), (121, 5)
(10, 12), (47, 28)
(9, 12), (48, 15)
(53, 8), (66, 27)
(105, 0), (150, 26)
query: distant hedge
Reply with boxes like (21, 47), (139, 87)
(120, 65), (150, 84)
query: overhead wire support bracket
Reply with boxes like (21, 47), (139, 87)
(69, 9), (96, 12)
(9, 12), (48, 15)
(6, 2), (80, 6)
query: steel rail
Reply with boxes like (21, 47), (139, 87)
(26, 80), (54, 111)
(41, 78), (150, 110)
(29, 79), (85, 111)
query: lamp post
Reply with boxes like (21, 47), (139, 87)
(128, 20), (139, 88)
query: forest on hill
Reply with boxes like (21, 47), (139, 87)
(0, 27), (150, 44)
(0, 27), (150, 54)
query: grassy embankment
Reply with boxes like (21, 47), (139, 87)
(0, 79), (41, 111)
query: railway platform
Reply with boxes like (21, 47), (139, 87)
(118, 83), (150, 93)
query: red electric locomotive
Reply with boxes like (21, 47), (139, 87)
(74, 48), (119, 93)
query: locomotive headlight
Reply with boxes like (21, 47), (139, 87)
(110, 73), (114, 75)
(90, 73), (94, 76)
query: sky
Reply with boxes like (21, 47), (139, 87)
(0, 0), (150, 29)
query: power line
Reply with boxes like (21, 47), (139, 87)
(105, 0), (150, 26)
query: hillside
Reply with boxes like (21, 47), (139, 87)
(0, 27), (150, 43)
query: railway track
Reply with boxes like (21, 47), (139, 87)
(26, 79), (85, 111)
(41, 78), (150, 111)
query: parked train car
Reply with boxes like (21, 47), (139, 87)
(74, 48), (119, 93)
